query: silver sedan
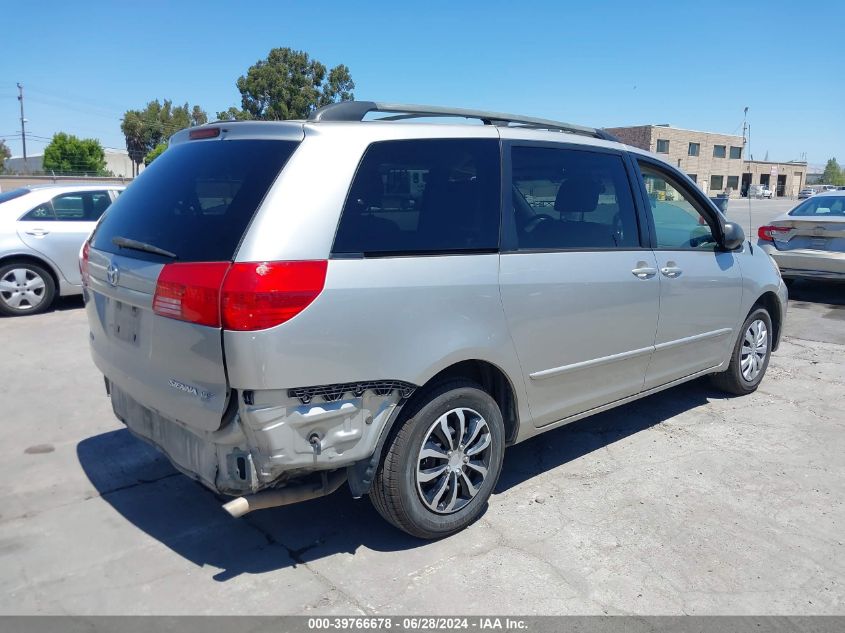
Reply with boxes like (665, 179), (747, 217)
(757, 191), (845, 283)
(0, 184), (123, 316)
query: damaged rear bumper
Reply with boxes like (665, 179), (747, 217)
(108, 379), (413, 496)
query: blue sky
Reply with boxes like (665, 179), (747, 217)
(2, 0), (843, 166)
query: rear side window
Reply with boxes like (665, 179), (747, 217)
(92, 140), (298, 262)
(332, 139), (500, 256)
(510, 147), (640, 250)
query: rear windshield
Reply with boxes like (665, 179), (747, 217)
(92, 139), (299, 262)
(790, 195), (845, 217)
(0, 188), (30, 205)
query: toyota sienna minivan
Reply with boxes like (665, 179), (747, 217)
(81, 101), (787, 538)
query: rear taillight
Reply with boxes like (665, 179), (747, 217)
(80, 241), (91, 285)
(153, 262), (230, 327)
(152, 260), (327, 331)
(221, 261), (328, 331)
(758, 225), (791, 242)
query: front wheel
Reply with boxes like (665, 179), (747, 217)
(711, 308), (773, 395)
(369, 380), (505, 539)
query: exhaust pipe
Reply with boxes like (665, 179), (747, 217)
(222, 470), (348, 518)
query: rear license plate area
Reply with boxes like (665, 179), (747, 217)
(113, 300), (141, 345)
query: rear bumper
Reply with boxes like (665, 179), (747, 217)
(108, 380), (404, 495)
(759, 243), (845, 280)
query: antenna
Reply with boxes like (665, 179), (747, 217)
(745, 108), (752, 244)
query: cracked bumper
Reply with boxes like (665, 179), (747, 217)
(109, 382), (403, 496)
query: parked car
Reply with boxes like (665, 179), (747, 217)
(758, 191), (845, 283)
(81, 102), (787, 538)
(0, 184), (123, 316)
(798, 188), (815, 199)
(749, 184), (774, 199)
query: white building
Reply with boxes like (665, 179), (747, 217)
(4, 148), (141, 178)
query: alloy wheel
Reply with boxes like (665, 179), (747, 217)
(740, 319), (768, 382)
(415, 407), (493, 514)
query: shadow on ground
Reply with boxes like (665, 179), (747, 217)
(786, 279), (844, 308)
(77, 377), (725, 580)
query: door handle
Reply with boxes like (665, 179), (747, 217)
(631, 264), (657, 279)
(660, 266), (683, 278)
(25, 229), (50, 237)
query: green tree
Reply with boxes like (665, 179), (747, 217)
(821, 158), (845, 186)
(144, 143), (168, 166)
(0, 139), (10, 174)
(121, 99), (207, 175)
(42, 132), (108, 175)
(218, 47), (354, 121)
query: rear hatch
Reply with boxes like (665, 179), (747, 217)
(84, 130), (301, 432)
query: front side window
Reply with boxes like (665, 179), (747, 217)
(729, 146), (742, 159)
(333, 139), (500, 256)
(713, 145), (727, 158)
(688, 142), (700, 156)
(640, 164), (718, 250)
(510, 147), (640, 250)
(656, 139), (670, 153)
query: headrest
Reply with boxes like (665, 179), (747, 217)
(351, 169), (385, 209)
(554, 177), (601, 213)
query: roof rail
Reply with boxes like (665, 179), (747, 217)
(308, 101), (618, 141)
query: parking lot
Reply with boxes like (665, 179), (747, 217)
(1, 197), (843, 615)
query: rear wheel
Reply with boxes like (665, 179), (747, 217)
(711, 307), (772, 395)
(0, 261), (56, 317)
(369, 380), (505, 539)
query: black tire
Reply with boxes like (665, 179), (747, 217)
(0, 260), (56, 317)
(711, 307), (773, 395)
(369, 379), (505, 539)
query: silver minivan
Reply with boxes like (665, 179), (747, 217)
(82, 102), (787, 538)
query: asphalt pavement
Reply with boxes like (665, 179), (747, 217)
(0, 263), (843, 615)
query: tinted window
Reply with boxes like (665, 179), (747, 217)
(656, 139), (669, 153)
(93, 140), (298, 262)
(48, 191), (112, 221)
(640, 164), (718, 250)
(21, 202), (56, 221)
(730, 146), (742, 159)
(790, 195), (845, 217)
(510, 147), (640, 250)
(713, 145), (726, 158)
(688, 143), (700, 156)
(0, 188), (30, 204)
(333, 139), (500, 255)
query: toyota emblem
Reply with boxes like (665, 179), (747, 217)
(106, 262), (120, 287)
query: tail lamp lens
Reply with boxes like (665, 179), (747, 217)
(757, 225), (790, 242)
(152, 260), (327, 330)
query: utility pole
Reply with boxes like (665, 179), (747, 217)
(17, 83), (27, 171)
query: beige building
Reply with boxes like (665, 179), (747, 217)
(606, 124), (807, 198)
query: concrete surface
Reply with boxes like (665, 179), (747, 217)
(0, 278), (843, 615)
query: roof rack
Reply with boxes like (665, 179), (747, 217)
(307, 101), (618, 141)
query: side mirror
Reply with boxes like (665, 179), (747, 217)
(721, 221), (745, 250)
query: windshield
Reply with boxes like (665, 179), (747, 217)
(91, 139), (299, 262)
